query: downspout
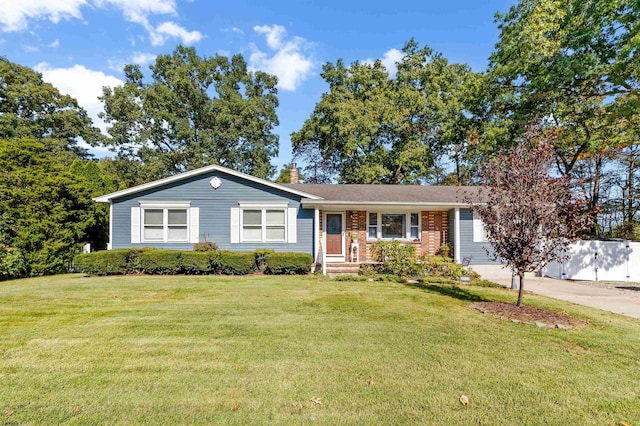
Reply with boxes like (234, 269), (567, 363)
(314, 208), (320, 264)
(108, 201), (113, 250)
(454, 208), (461, 263)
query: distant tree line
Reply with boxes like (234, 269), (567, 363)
(1, 0), (638, 279)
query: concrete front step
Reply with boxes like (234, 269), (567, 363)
(325, 262), (361, 276)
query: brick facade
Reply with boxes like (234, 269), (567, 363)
(319, 209), (448, 262)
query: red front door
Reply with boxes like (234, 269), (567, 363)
(326, 214), (343, 255)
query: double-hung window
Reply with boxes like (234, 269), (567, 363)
(139, 204), (191, 243)
(367, 212), (420, 240)
(131, 202), (198, 244)
(241, 208), (286, 242)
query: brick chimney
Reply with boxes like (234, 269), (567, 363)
(290, 162), (299, 184)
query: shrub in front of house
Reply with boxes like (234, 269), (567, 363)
(181, 251), (218, 275)
(193, 242), (218, 252)
(435, 242), (453, 259)
(215, 251), (257, 275)
(124, 247), (156, 273)
(418, 255), (480, 281)
(255, 249), (275, 272)
(73, 249), (129, 275)
(75, 248), (312, 277)
(264, 252), (313, 275)
(371, 240), (418, 277)
(137, 250), (183, 275)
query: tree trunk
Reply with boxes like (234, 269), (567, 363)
(516, 273), (525, 307)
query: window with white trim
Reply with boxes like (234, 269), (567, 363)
(410, 213), (420, 239)
(241, 208), (286, 242)
(131, 203), (198, 244)
(472, 213), (489, 242)
(368, 212), (377, 238)
(366, 212), (421, 240)
(142, 208), (188, 242)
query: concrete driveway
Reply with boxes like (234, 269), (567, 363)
(490, 275), (640, 319)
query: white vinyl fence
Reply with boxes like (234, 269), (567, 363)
(545, 240), (640, 282)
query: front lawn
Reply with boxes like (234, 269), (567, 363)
(1, 274), (639, 424)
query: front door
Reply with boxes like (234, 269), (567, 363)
(325, 213), (343, 256)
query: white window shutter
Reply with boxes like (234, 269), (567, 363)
(189, 207), (199, 243)
(472, 213), (484, 242)
(230, 207), (240, 243)
(131, 207), (141, 244)
(287, 207), (297, 243)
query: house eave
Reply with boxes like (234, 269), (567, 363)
(93, 164), (324, 203)
(300, 200), (472, 210)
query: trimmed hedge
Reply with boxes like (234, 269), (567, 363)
(181, 251), (217, 275)
(74, 248), (308, 276)
(264, 252), (313, 275)
(73, 249), (129, 275)
(137, 250), (183, 275)
(217, 251), (256, 275)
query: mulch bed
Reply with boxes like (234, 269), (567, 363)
(471, 302), (590, 329)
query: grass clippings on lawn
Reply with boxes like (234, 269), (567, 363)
(471, 301), (590, 329)
(1, 274), (639, 425)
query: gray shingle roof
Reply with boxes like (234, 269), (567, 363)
(283, 184), (483, 203)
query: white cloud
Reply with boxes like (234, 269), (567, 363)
(221, 26), (242, 34)
(131, 52), (156, 65)
(150, 21), (202, 46)
(49, 38), (60, 47)
(0, 0), (86, 32)
(381, 48), (404, 77)
(249, 25), (314, 92)
(24, 45), (39, 52)
(364, 48), (404, 78)
(34, 62), (123, 136)
(253, 24), (286, 50)
(94, 0), (176, 24)
(1, 0), (201, 47)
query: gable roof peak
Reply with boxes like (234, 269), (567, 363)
(93, 164), (323, 203)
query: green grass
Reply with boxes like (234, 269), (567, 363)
(1, 274), (639, 425)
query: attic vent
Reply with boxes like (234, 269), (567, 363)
(210, 176), (222, 189)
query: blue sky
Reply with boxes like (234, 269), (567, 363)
(1, 0), (515, 170)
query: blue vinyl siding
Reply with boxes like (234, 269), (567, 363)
(110, 171), (314, 254)
(448, 208), (499, 265)
(459, 208), (498, 264)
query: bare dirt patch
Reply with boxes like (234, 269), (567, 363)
(471, 302), (590, 329)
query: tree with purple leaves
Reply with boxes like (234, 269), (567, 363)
(469, 128), (594, 306)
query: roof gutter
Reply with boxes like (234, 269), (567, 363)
(300, 199), (473, 208)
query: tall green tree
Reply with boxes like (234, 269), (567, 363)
(0, 57), (103, 161)
(0, 138), (95, 277)
(100, 45), (280, 180)
(70, 159), (115, 250)
(292, 40), (479, 184)
(489, 0), (640, 228)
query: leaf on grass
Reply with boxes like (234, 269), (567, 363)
(459, 395), (469, 406)
(310, 397), (322, 405)
(619, 421), (630, 426)
(231, 400), (240, 411)
(4, 410), (15, 417)
(367, 378), (375, 386)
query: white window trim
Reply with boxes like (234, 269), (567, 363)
(366, 212), (421, 241)
(472, 213), (489, 242)
(239, 203), (288, 243)
(139, 202), (192, 243)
